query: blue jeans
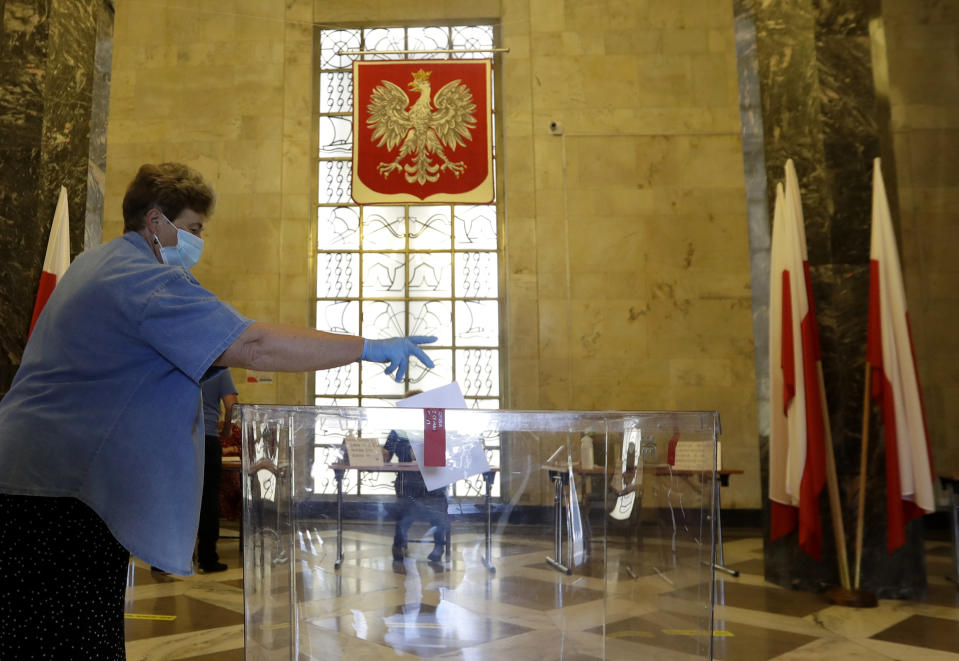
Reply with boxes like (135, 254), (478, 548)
(393, 494), (448, 548)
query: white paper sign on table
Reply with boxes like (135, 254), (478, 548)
(344, 437), (384, 466)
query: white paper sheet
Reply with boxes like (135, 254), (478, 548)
(396, 382), (468, 410)
(395, 382), (492, 491)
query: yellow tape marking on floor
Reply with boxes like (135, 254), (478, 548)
(124, 613), (177, 621)
(662, 629), (734, 637)
(608, 630), (654, 638)
(260, 622), (291, 631)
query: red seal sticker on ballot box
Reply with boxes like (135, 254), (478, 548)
(423, 408), (446, 467)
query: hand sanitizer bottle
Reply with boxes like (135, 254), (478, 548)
(580, 432), (594, 469)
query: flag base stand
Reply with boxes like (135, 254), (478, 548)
(826, 586), (878, 608)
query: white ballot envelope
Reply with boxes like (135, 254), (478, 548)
(396, 382), (491, 491)
(397, 382), (468, 410)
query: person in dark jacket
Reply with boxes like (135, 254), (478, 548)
(383, 429), (449, 563)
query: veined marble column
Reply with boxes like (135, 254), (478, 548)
(735, 0), (926, 598)
(0, 0), (113, 395)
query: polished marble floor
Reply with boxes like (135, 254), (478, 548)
(124, 523), (959, 660)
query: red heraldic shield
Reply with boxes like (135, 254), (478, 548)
(352, 59), (493, 204)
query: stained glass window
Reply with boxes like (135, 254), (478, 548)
(315, 25), (501, 497)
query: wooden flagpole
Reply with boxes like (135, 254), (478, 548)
(854, 363), (872, 590)
(823, 360), (877, 607)
(818, 362), (851, 591)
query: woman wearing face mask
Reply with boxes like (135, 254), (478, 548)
(0, 162), (436, 659)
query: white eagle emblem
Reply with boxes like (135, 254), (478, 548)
(366, 68), (478, 185)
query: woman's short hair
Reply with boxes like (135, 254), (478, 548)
(122, 162), (216, 232)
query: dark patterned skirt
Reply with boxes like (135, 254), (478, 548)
(0, 493), (130, 660)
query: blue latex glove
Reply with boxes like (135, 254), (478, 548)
(361, 336), (437, 382)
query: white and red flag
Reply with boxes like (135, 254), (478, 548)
(352, 59), (493, 204)
(867, 157), (935, 553)
(28, 185), (71, 337)
(768, 161), (827, 560)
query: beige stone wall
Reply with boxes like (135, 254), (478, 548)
(105, 0), (314, 406)
(882, 0), (959, 476)
(105, 0), (760, 507)
(505, 1), (757, 507)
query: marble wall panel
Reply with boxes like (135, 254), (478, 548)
(830, 2), (880, 588)
(84, 0), (112, 250)
(0, 65), (45, 148)
(0, 0), (107, 395)
(0, 2), (48, 393)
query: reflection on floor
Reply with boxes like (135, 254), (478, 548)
(124, 524), (959, 660)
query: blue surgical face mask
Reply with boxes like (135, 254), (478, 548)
(157, 214), (203, 269)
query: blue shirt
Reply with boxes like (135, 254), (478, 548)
(201, 368), (237, 436)
(0, 232), (252, 574)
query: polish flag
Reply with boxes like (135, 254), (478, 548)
(867, 158), (935, 553)
(28, 186), (71, 337)
(768, 161), (827, 560)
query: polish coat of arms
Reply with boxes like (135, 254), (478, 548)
(367, 68), (477, 185)
(352, 60), (493, 204)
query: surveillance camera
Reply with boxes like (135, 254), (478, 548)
(549, 121), (564, 136)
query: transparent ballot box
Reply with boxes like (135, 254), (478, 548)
(240, 405), (720, 660)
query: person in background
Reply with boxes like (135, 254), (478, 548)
(383, 391), (449, 564)
(151, 368), (237, 577)
(609, 439), (643, 550)
(0, 162), (436, 659)
(216, 418), (248, 566)
(197, 367), (239, 573)
(218, 403), (243, 523)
